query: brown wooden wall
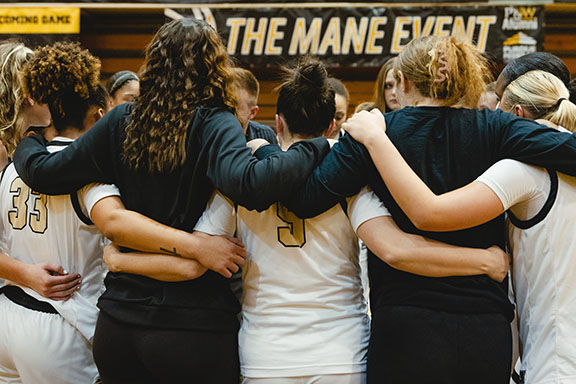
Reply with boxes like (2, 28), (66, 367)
(80, 4), (576, 123)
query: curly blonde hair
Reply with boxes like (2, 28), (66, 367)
(0, 41), (33, 156)
(22, 41), (101, 132)
(123, 18), (237, 173)
(395, 36), (491, 108)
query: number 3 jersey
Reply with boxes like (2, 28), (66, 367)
(0, 137), (120, 343)
(195, 187), (389, 378)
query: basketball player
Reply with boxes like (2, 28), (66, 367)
(0, 42), (117, 384)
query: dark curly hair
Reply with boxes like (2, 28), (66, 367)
(21, 41), (101, 133)
(276, 57), (335, 138)
(123, 18), (237, 173)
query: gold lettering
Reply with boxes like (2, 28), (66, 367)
(366, 16), (387, 55)
(241, 18), (268, 55)
(476, 16), (497, 52)
(434, 16), (453, 37)
(319, 17), (341, 55)
(342, 17), (368, 55)
(289, 17), (322, 55)
(226, 18), (246, 54)
(265, 17), (286, 55)
(391, 16), (410, 54)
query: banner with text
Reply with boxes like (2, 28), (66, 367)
(0, 8), (80, 47)
(178, 5), (543, 66)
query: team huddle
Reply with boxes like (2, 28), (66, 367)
(1, 16), (576, 384)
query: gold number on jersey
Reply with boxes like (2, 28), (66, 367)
(29, 191), (48, 233)
(8, 177), (29, 230)
(8, 177), (48, 234)
(276, 203), (306, 248)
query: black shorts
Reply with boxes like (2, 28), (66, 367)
(93, 311), (240, 384)
(367, 306), (512, 384)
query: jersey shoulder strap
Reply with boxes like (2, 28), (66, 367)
(508, 168), (558, 230)
(69, 191), (94, 226)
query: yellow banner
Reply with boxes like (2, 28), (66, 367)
(0, 8), (80, 34)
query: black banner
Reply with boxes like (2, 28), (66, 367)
(175, 5), (543, 67)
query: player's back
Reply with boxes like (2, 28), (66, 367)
(195, 188), (377, 378)
(502, 161), (576, 383)
(0, 139), (109, 341)
(238, 198), (371, 377)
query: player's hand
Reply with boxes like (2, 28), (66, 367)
(246, 139), (270, 155)
(485, 246), (511, 282)
(342, 109), (387, 146)
(23, 263), (81, 301)
(103, 244), (121, 273)
(191, 232), (247, 278)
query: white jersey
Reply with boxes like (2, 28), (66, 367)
(196, 187), (389, 378)
(477, 159), (576, 384)
(0, 137), (120, 342)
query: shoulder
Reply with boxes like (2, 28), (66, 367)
(108, 102), (133, 125)
(191, 108), (244, 148)
(91, 102), (132, 140)
(477, 159), (548, 206)
(192, 107), (241, 131)
(247, 121), (274, 134)
(247, 121), (277, 143)
(488, 159), (545, 175)
(194, 107), (237, 122)
(1, 163), (18, 186)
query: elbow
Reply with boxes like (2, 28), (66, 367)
(97, 211), (123, 244)
(375, 246), (403, 267)
(184, 265), (208, 280)
(99, 224), (116, 244)
(409, 214), (441, 232)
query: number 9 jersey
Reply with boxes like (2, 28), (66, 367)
(195, 186), (390, 379)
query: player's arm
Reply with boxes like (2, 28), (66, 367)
(357, 216), (509, 281)
(90, 195), (246, 278)
(0, 253), (81, 300)
(203, 111), (330, 212)
(343, 110), (505, 231)
(349, 187), (509, 281)
(12, 107), (122, 194)
(103, 244), (207, 282)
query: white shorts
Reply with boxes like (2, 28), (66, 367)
(0, 295), (98, 384)
(242, 372), (366, 384)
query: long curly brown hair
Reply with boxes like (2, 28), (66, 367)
(123, 18), (237, 173)
(22, 42), (101, 133)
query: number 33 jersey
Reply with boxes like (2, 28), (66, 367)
(195, 187), (389, 378)
(0, 137), (120, 343)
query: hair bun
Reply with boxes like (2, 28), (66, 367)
(295, 60), (328, 90)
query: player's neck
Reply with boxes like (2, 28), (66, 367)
(278, 132), (316, 151)
(56, 125), (85, 140)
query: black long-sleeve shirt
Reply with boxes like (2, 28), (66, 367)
(13, 103), (329, 331)
(282, 107), (576, 319)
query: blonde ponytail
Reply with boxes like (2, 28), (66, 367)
(546, 98), (576, 132)
(501, 70), (576, 132)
